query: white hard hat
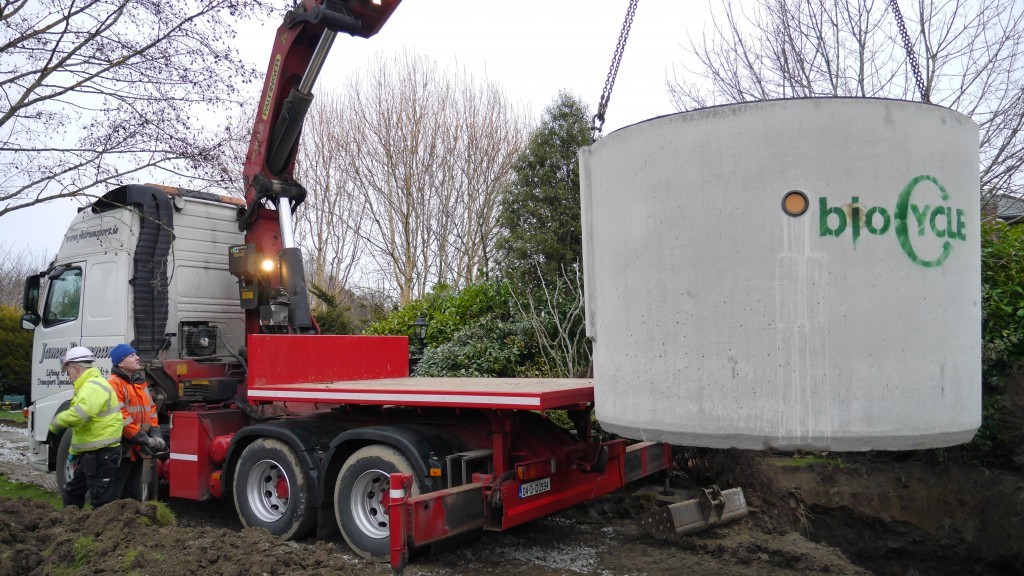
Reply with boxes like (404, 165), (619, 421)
(60, 346), (96, 366)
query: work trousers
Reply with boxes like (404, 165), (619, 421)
(63, 445), (120, 509)
(113, 447), (146, 501)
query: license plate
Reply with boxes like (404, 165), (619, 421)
(518, 477), (551, 499)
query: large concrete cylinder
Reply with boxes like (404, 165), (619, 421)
(580, 98), (980, 451)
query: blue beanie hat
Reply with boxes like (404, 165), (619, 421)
(111, 343), (137, 368)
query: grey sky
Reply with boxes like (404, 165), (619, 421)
(0, 0), (711, 259)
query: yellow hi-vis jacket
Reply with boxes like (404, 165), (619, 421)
(54, 366), (123, 454)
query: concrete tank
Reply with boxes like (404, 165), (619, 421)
(579, 98), (980, 451)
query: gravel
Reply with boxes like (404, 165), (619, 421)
(0, 422), (58, 492)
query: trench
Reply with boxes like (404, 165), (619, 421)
(806, 506), (1018, 576)
(775, 459), (1024, 576)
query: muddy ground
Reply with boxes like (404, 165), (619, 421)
(1, 421), (1022, 576)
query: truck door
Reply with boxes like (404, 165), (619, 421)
(80, 253), (128, 373)
(29, 263), (85, 440)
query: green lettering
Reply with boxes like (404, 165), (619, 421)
(864, 206), (891, 235)
(956, 209), (966, 241)
(930, 206), (947, 238)
(894, 176), (952, 268)
(819, 197), (846, 237)
(851, 196), (861, 246)
(910, 204), (930, 236)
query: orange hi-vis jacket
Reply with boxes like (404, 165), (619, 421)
(108, 369), (157, 461)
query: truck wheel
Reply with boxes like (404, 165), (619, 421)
(334, 445), (421, 561)
(232, 438), (315, 540)
(55, 429), (74, 494)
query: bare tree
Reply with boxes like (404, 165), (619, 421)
(0, 241), (50, 307)
(509, 263), (590, 379)
(292, 91), (366, 302)
(337, 51), (529, 305)
(669, 0), (1024, 203)
(0, 0), (274, 219)
(441, 74), (529, 287)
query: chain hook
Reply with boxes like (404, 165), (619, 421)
(888, 0), (929, 103)
(591, 0), (640, 142)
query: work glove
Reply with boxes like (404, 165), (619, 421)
(130, 430), (150, 445)
(146, 436), (166, 452)
(148, 428), (166, 452)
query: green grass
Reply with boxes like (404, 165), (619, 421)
(0, 410), (26, 425)
(0, 475), (62, 508)
(47, 535), (97, 576)
(152, 500), (176, 527)
(122, 548), (141, 571)
(72, 536), (95, 569)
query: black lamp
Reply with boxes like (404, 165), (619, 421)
(409, 313), (429, 372)
(411, 313), (429, 346)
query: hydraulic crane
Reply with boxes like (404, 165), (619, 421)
(231, 0), (402, 336)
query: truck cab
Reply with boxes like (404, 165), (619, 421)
(21, 184), (246, 474)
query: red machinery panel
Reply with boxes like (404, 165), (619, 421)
(168, 410), (247, 500)
(247, 334), (409, 387)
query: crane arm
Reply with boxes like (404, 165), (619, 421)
(243, 0), (402, 216)
(233, 0), (402, 337)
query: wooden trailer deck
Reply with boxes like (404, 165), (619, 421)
(244, 334), (594, 410)
(245, 377), (595, 410)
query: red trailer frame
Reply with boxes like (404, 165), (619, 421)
(162, 333), (672, 570)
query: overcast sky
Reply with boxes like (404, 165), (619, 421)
(0, 0), (713, 260)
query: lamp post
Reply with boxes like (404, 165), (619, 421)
(409, 313), (429, 373)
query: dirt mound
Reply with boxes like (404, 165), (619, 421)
(0, 498), (380, 576)
(0, 492), (871, 576)
(3, 455), (1022, 575)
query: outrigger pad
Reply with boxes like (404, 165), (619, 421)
(639, 486), (749, 539)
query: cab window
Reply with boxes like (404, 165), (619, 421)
(43, 267), (83, 327)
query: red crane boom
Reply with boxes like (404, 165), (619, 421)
(232, 0), (402, 336)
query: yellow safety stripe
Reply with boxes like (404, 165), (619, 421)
(85, 380), (122, 418)
(96, 404), (123, 418)
(73, 404), (90, 422)
(71, 437), (121, 452)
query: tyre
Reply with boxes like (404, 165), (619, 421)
(232, 438), (316, 540)
(334, 444), (421, 561)
(55, 429), (73, 494)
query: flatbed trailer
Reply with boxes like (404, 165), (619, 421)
(241, 334), (597, 414)
(246, 377), (595, 410)
(160, 334), (671, 570)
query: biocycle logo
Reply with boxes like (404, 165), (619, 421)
(817, 175), (967, 268)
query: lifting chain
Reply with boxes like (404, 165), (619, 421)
(888, 0), (929, 103)
(591, 0), (640, 142)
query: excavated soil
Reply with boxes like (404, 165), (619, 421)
(1, 418), (1022, 576)
(0, 495), (872, 576)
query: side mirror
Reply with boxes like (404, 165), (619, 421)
(21, 312), (40, 330)
(22, 274), (40, 315)
(46, 265), (67, 280)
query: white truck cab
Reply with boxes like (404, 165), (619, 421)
(21, 184), (246, 473)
